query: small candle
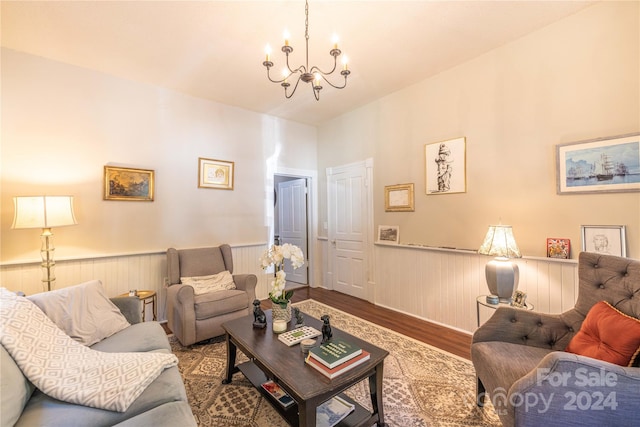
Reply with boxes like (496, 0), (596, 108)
(273, 320), (287, 333)
(284, 29), (290, 47)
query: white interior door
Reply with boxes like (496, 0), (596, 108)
(278, 178), (308, 285)
(327, 162), (370, 300)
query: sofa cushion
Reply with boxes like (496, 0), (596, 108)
(565, 300), (640, 367)
(27, 280), (129, 346)
(1, 345), (35, 427)
(194, 289), (248, 320)
(90, 322), (171, 353)
(181, 270), (236, 295)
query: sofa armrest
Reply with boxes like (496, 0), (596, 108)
(508, 351), (640, 427)
(232, 273), (257, 305)
(110, 296), (142, 324)
(472, 307), (580, 351)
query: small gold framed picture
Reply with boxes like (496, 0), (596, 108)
(384, 183), (415, 212)
(198, 157), (234, 190)
(104, 166), (154, 201)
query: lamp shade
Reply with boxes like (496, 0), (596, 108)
(12, 196), (77, 229)
(478, 225), (521, 259)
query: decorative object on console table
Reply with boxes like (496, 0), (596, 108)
(104, 166), (154, 201)
(425, 137), (467, 195)
(546, 238), (570, 259)
(198, 157), (234, 190)
(556, 132), (640, 195)
(12, 196), (78, 291)
(384, 183), (415, 212)
(478, 224), (522, 303)
(259, 243), (305, 324)
(377, 225), (399, 245)
(581, 225), (627, 257)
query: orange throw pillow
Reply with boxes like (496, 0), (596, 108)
(566, 301), (640, 367)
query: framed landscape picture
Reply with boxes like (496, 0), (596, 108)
(198, 157), (234, 190)
(556, 133), (640, 194)
(581, 225), (626, 257)
(377, 225), (399, 245)
(384, 183), (415, 212)
(104, 166), (154, 201)
(425, 137), (466, 195)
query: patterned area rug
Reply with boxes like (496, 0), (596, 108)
(170, 300), (501, 426)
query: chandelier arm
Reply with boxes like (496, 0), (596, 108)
(265, 67), (287, 84)
(309, 55), (338, 77)
(284, 75), (304, 99)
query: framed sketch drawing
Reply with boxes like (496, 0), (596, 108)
(377, 225), (399, 245)
(581, 225), (626, 257)
(198, 158), (234, 190)
(556, 133), (640, 194)
(425, 137), (466, 195)
(104, 166), (154, 201)
(384, 183), (414, 212)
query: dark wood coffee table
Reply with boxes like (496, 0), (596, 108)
(222, 310), (388, 427)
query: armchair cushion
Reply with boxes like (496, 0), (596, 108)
(180, 271), (235, 295)
(194, 289), (249, 320)
(565, 301), (640, 367)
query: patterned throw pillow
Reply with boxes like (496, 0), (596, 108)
(180, 271), (236, 295)
(565, 301), (640, 367)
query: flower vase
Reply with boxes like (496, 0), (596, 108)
(272, 301), (292, 323)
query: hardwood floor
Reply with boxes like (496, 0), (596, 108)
(264, 287), (473, 360)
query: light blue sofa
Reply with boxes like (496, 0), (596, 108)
(1, 283), (196, 427)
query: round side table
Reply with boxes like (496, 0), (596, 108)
(119, 290), (157, 322)
(476, 295), (534, 327)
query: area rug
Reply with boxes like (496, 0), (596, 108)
(170, 300), (501, 426)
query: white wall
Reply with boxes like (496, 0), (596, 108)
(1, 49), (317, 266)
(317, 1), (640, 259)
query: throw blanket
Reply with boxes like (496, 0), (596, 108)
(0, 288), (178, 412)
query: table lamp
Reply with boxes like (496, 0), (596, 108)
(478, 224), (521, 303)
(12, 196), (77, 291)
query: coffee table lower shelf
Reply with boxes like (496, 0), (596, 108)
(238, 361), (372, 427)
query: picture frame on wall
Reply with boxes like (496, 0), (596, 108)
(377, 225), (399, 245)
(384, 183), (415, 212)
(581, 225), (626, 257)
(104, 166), (154, 201)
(556, 133), (640, 194)
(425, 137), (466, 195)
(198, 157), (234, 190)
(546, 238), (571, 259)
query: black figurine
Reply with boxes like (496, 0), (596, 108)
(293, 307), (304, 328)
(252, 299), (266, 328)
(321, 314), (332, 342)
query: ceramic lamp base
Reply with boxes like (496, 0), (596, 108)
(485, 258), (519, 303)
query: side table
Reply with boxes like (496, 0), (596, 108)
(118, 290), (157, 322)
(476, 295), (534, 327)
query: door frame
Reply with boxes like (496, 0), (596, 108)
(326, 158), (375, 303)
(273, 166), (318, 288)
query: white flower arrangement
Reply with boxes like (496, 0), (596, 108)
(259, 243), (305, 305)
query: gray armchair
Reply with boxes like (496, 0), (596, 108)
(166, 244), (257, 346)
(472, 252), (640, 427)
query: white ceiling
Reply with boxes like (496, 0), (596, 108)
(1, 1), (596, 126)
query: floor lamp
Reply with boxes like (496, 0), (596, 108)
(478, 224), (521, 303)
(12, 196), (77, 291)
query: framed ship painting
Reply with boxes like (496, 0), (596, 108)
(556, 133), (640, 194)
(104, 166), (154, 201)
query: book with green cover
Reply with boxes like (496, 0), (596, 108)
(308, 339), (362, 369)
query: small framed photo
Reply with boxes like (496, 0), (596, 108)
(377, 225), (399, 245)
(104, 166), (154, 201)
(425, 137), (466, 195)
(511, 290), (527, 308)
(581, 225), (627, 257)
(546, 238), (571, 259)
(556, 133), (640, 194)
(384, 183), (415, 212)
(198, 157), (234, 190)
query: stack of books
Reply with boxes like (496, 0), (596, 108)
(305, 338), (370, 379)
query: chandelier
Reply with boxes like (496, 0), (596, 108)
(262, 0), (350, 101)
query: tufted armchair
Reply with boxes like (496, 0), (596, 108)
(472, 252), (640, 427)
(166, 245), (257, 346)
